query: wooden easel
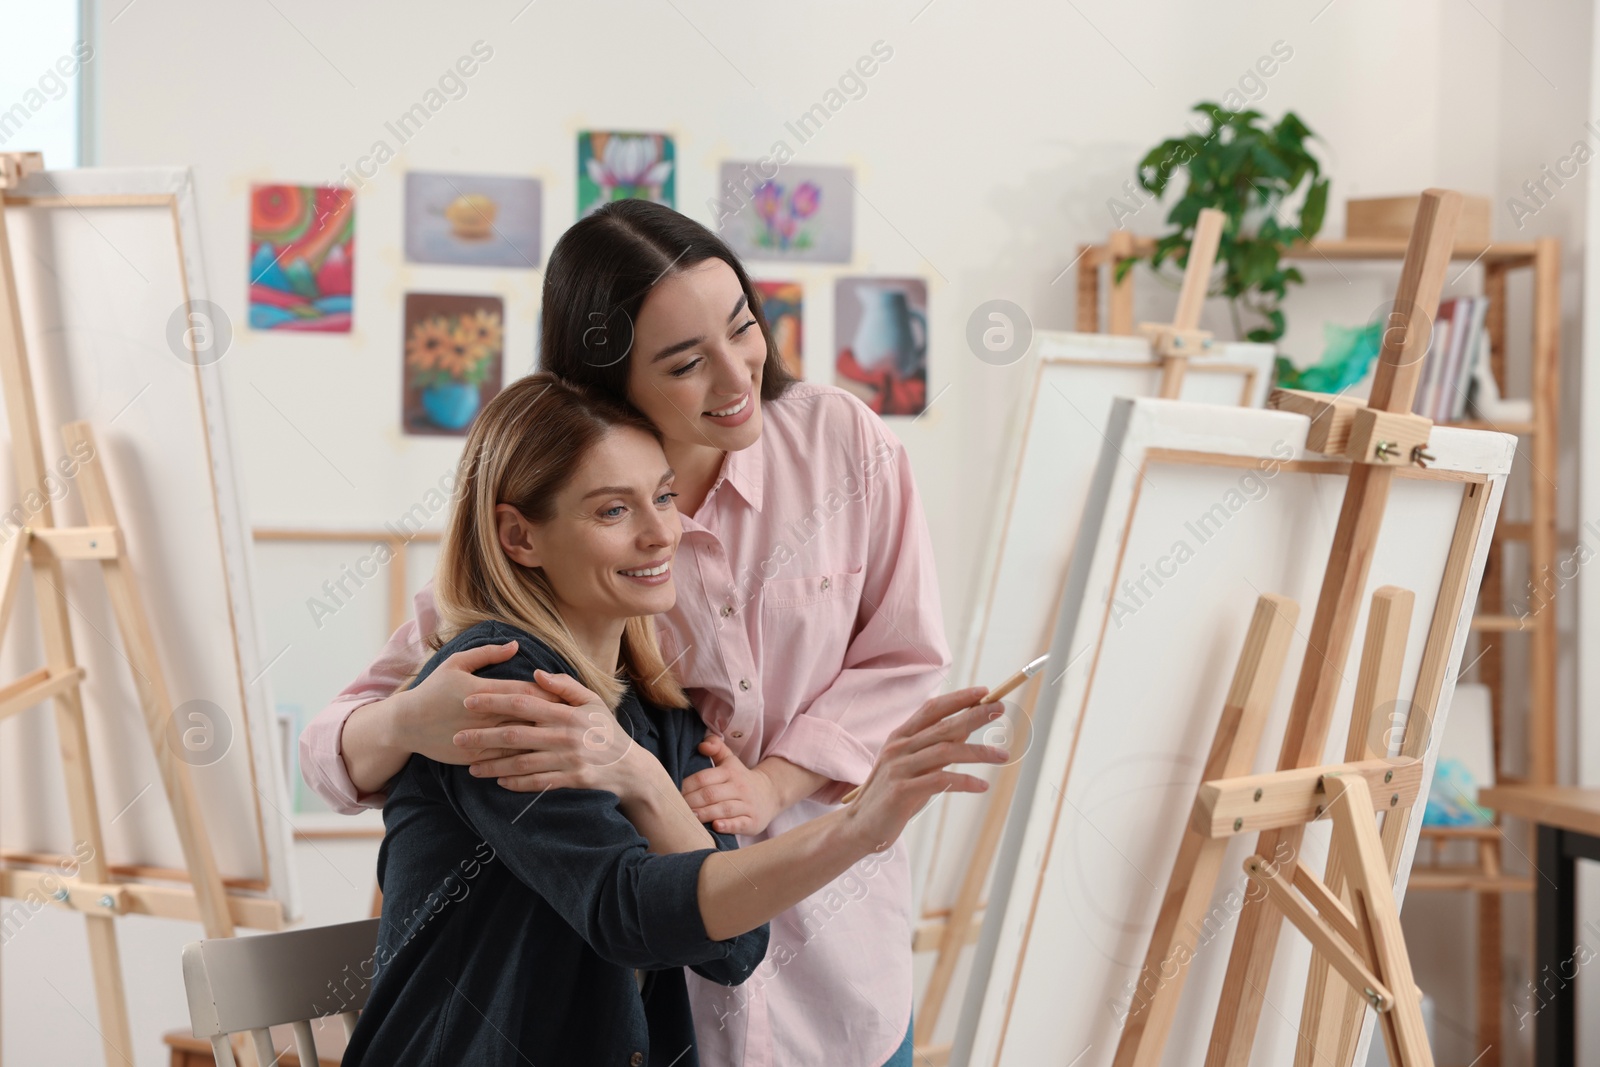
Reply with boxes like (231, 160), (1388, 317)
(0, 151), (253, 1067)
(1107, 189), (1467, 1067)
(910, 205), (1230, 1063)
(1138, 206), (1225, 398)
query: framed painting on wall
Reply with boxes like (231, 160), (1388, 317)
(402, 292), (505, 436)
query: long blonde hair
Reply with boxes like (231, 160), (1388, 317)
(429, 372), (688, 710)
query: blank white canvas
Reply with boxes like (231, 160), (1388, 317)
(0, 168), (294, 919)
(954, 398), (1511, 1067)
(908, 332), (1275, 1047)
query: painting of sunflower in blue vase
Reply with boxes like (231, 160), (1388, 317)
(402, 293), (504, 436)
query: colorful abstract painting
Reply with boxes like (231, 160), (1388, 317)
(755, 281), (803, 379)
(402, 293), (504, 436)
(578, 131), (675, 216)
(405, 171), (542, 268)
(249, 184), (355, 332)
(718, 163), (853, 263)
(835, 277), (927, 417)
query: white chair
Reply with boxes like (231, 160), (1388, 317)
(181, 918), (381, 1066)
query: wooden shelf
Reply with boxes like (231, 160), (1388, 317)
(1419, 824), (1502, 840)
(1407, 870), (1533, 894)
(1282, 238), (1541, 265)
(1471, 614), (1532, 633)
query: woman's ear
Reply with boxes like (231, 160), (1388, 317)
(495, 503), (542, 568)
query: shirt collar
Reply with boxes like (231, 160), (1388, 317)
(715, 431), (765, 513)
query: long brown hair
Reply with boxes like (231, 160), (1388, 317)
(430, 372), (687, 710)
(538, 198), (797, 404)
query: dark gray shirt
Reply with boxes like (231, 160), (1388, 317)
(341, 620), (770, 1066)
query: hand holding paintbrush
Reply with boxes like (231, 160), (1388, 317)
(839, 654), (1048, 805)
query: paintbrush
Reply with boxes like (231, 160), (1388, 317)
(840, 653), (1048, 805)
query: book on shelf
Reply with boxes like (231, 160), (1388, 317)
(1411, 295), (1493, 423)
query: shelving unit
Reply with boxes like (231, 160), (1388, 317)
(1076, 232), (1561, 1067)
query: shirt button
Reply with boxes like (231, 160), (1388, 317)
(720, 603), (733, 617)
(630, 1054), (644, 1066)
(821, 577), (830, 591)
(730, 730), (744, 739)
(739, 678), (750, 691)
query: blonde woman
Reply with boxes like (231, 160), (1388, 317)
(340, 373), (1003, 1066)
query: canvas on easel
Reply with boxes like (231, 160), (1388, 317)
(0, 158), (295, 1065)
(906, 332), (1275, 1049)
(952, 392), (1509, 1066)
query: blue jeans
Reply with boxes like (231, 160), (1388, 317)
(879, 1014), (914, 1067)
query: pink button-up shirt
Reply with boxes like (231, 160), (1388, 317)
(298, 382), (950, 1067)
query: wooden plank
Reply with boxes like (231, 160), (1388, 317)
(31, 525), (120, 559)
(0, 526), (28, 640)
(1479, 785), (1600, 839)
(1203, 189), (1462, 1067)
(1192, 758), (1422, 838)
(0, 665), (86, 722)
(1108, 229), (1136, 335)
(1528, 237), (1559, 785)
(1326, 775), (1434, 1067)
(0, 153), (134, 1065)
(61, 422), (237, 942)
(0, 869), (285, 931)
(1319, 478), (1491, 1067)
(1243, 855), (1393, 1013)
(915, 674), (1045, 1046)
(1109, 594), (1300, 1067)
(1075, 243), (1100, 332)
(912, 913), (983, 954)
(1281, 239), (1537, 264)
(1298, 588), (1413, 1067)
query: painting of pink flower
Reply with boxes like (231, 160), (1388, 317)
(790, 181), (821, 219)
(749, 180), (824, 252)
(753, 181), (784, 222)
(716, 162), (854, 264)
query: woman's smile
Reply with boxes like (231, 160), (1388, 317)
(618, 557), (673, 585)
(704, 390), (753, 426)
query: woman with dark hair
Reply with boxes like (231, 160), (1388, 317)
(340, 373), (1002, 1066)
(303, 200), (954, 1066)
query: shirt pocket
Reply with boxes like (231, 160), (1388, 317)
(759, 566), (865, 702)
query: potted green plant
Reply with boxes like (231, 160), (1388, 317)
(1119, 103), (1328, 350)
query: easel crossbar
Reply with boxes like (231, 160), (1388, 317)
(1193, 759), (1424, 838)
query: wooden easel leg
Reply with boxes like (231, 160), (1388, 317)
(60, 422), (237, 942)
(1110, 594), (1300, 1067)
(915, 749), (1024, 1048)
(1296, 588), (1414, 1067)
(1326, 776), (1434, 1067)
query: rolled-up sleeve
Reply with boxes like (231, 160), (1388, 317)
(298, 583), (439, 814)
(763, 420), (952, 805)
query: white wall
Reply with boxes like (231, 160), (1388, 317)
(1, 0), (1589, 1063)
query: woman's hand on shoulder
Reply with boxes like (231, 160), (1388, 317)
(395, 640), (554, 765)
(453, 669), (661, 801)
(681, 734), (784, 836)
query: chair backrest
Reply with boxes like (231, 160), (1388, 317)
(181, 918), (381, 1067)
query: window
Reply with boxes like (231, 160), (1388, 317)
(0, 2), (93, 167)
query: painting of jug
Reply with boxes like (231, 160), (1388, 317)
(834, 277), (928, 416)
